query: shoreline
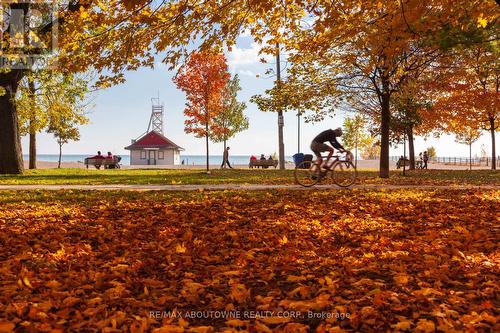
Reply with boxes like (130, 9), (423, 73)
(23, 160), (493, 170)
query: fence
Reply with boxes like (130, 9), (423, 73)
(390, 156), (500, 167)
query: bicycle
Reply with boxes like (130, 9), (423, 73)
(294, 151), (357, 187)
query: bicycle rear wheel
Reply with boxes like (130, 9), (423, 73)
(294, 161), (321, 187)
(332, 161), (357, 187)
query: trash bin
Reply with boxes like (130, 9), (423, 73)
(303, 154), (313, 168)
(293, 153), (304, 167)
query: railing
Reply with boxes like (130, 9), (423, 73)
(432, 157), (500, 167)
(390, 156), (500, 167)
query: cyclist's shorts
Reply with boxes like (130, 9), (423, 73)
(310, 141), (330, 157)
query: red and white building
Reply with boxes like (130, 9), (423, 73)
(125, 131), (183, 166)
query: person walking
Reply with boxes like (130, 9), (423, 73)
(221, 147), (233, 169)
(423, 151), (429, 169)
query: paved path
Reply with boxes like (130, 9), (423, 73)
(0, 184), (498, 191)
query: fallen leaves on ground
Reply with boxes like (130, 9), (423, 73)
(0, 189), (498, 332)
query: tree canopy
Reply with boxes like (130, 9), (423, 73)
(173, 50), (230, 172)
(0, 0), (498, 174)
(210, 75), (249, 148)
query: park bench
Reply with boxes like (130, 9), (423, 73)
(249, 159), (279, 169)
(396, 158), (425, 169)
(84, 156), (121, 169)
(396, 158), (410, 169)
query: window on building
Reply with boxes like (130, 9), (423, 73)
(140, 151), (146, 159)
(158, 151), (164, 160)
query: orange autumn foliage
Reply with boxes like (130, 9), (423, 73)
(425, 47), (498, 133)
(174, 51), (230, 138)
(421, 43), (499, 168)
(0, 189), (498, 331)
(173, 51), (230, 171)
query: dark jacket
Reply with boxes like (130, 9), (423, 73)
(313, 129), (345, 150)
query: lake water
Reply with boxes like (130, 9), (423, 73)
(24, 154), (296, 166)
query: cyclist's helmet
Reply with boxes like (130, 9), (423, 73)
(334, 127), (343, 136)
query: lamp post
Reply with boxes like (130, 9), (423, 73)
(276, 43), (285, 169)
(297, 111), (300, 153)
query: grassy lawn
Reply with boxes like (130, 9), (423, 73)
(0, 189), (498, 331)
(0, 168), (498, 185)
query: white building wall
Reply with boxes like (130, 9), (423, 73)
(130, 150), (148, 165)
(174, 151), (180, 165)
(159, 150), (174, 165)
(129, 149), (180, 165)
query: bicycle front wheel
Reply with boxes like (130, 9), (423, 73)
(332, 161), (357, 187)
(294, 161), (320, 187)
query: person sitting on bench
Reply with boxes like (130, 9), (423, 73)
(91, 151), (106, 159)
(259, 154), (268, 168)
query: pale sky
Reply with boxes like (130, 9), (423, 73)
(21, 34), (495, 159)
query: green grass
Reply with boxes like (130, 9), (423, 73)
(0, 168), (293, 185)
(359, 169), (500, 186)
(0, 168), (498, 185)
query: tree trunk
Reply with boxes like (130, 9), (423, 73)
(29, 132), (36, 169)
(0, 72), (24, 174)
(406, 126), (415, 170)
(221, 139), (227, 169)
(489, 115), (496, 170)
(205, 98), (210, 172)
(58, 142), (62, 168)
(379, 91), (391, 178)
(403, 130), (406, 176)
(469, 142), (472, 171)
(28, 79), (37, 169)
(354, 135), (358, 169)
(205, 130), (209, 172)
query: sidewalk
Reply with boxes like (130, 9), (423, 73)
(0, 184), (498, 191)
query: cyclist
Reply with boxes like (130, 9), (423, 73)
(310, 127), (346, 171)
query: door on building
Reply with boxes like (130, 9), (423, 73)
(148, 150), (156, 165)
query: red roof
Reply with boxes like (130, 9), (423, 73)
(125, 131), (184, 150)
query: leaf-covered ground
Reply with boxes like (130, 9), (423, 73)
(0, 168), (498, 186)
(0, 189), (498, 332)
